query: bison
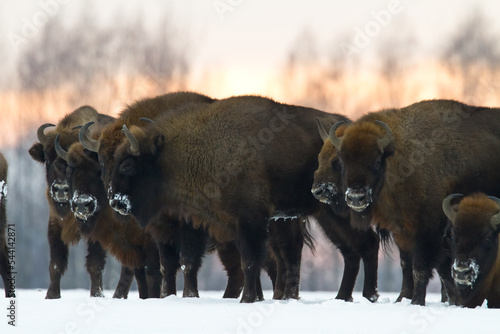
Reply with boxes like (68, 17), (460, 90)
(55, 135), (162, 298)
(443, 193), (500, 308)
(0, 153), (12, 297)
(312, 119), (380, 302)
(28, 106), (133, 299)
(106, 95), (350, 302)
(325, 99), (500, 305)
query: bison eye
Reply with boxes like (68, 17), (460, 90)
(373, 156), (382, 171)
(119, 160), (135, 176)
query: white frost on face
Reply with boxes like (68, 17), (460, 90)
(50, 180), (70, 203)
(109, 192), (132, 215)
(452, 258), (479, 287)
(70, 191), (99, 221)
(345, 187), (372, 212)
(269, 214), (299, 222)
(0, 180), (6, 204)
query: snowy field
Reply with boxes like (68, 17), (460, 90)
(0, 289), (497, 334)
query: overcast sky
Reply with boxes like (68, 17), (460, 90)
(2, 0), (500, 95)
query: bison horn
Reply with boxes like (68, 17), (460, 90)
(139, 117), (155, 124)
(442, 193), (463, 222)
(328, 121), (346, 149)
(122, 125), (140, 154)
(54, 134), (69, 162)
(37, 123), (55, 143)
(79, 122), (99, 152)
(316, 118), (329, 142)
(375, 121), (393, 150)
(488, 196), (500, 227)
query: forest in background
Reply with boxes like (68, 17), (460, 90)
(1, 4), (500, 294)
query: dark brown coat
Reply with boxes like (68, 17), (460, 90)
(0, 153), (12, 297)
(109, 95), (349, 302)
(327, 99), (500, 305)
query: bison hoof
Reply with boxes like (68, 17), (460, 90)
(364, 293), (379, 303)
(45, 292), (61, 299)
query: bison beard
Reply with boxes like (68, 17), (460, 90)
(108, 95), (350, 303)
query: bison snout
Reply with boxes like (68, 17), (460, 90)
(452, 260), (479, 289)
(345, 187), (372, 212)
(109, 193), (132, 216)
(50, 181), (70, 203)
(71, 192), (98, 221)
(311, 182), (338, 204)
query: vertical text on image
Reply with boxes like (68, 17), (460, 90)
(6, 224), (16, 326)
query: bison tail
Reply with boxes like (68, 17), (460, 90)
(302, 217), (316, 254)
(377, 227), (394, 257)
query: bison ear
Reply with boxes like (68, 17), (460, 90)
(29, 143), (45, 163)
(152, 134), (165, 156)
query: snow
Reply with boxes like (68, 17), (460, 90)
(0, 290), (497, 334)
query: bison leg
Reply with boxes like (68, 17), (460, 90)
(263, 250), (278, 293)
(436, 255), (459, 305)
(85, 240), (106, 297)
(144, 245), (162, 298)
(179, 224), (207, 298)
(217, 241), (244, 298)
(268, 218), (303, 300)
(395, 249), (414, 302)
(359, 230), (380, 302)
(410, 235), (442, 306)
(0, 239), (11, 297)
(133, 267), (149, 299)
(46, 220), (69, 299)
(238, 216), (268, 303)
(335, 247), (360, 302)
(112, 266), (134, 299)
(158, 241), (180, 297)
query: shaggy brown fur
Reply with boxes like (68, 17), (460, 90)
(443, 193), (500, 308)
(327, 99), (500, 305)
(109, 95), (349, 302)
(28, 106), (129, 299)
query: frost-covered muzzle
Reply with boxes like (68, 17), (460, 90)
(70, 191), (99, 221)
(109, 193), (132, 216)
(0, 180), (7, 205)
(50, 180), (70, 203)
(311, 182), (338, 204)
(452, 259), (479, 289)
(345, 187), (372, 212)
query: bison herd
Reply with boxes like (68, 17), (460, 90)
(1, 93), (499, 308)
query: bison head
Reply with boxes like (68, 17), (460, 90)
(108, 124), (166, 227)
(329, 120), (394, 230)
(29, 124), (77, 218)
(55, 136), (105, 234)
(311, 118), (349, 217)
(443, 193), (500, 306)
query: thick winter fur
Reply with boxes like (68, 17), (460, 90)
(313, 135), (380, 302)
(28, 106), (123, 299)
(0, 153), (12, 297)
(329, 99), (500, 305)
(445, 193), (500, 308)
(109, 95), (349, 302)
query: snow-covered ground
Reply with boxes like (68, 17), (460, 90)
(0, 289), (496, 334)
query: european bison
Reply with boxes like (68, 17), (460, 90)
(0, 153), (12, 297)
(312, 119), (380, 302)
(28, 106), (132, 298)
(107, 95), (349, 302)
(326, 99), (500, 305)
(443, 193), (500, 308)
(55, 135), (162, 298)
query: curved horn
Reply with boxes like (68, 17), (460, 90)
(442, 193), (463, 222)
(328, 121), (346, 149)
(316, 118), (329, 142)
(72, 125), (83, 130)
(121, 125), (140, 154)
(54, 134), (69, 162)
(79, 122), (99, 152)
(37, 123), (55, 143)
(488, 196), (500, 227)
(139, 117), (155, 124)
(375, 121), (393, 150)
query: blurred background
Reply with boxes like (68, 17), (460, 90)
(1, 0), (500, 294)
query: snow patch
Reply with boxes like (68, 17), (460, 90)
(0, 180), (6, 204)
